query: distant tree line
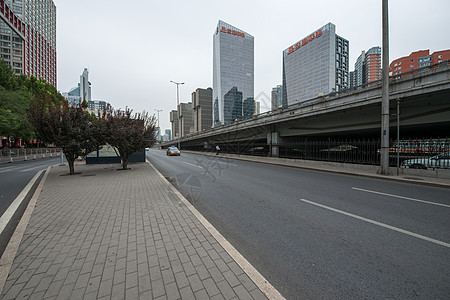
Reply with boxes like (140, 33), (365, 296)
(0, 60), (156, 174)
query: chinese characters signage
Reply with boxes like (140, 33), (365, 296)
(287, 29), (322, 55)
(216, 26), (246, 38)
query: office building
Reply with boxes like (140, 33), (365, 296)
(254, 101), (260, 116)
(165, 129), (171, 141)
(282, 23), (349, 106)
(170, 110), (179, 140)
(353, 46), (381, 87)
(178, 102), (193, 137)
(271, 85), (283, 110)
(88, 100), (107, 111)
(213, 20), (254, 126)
(243, 97), (255, 119)
(349, 71), (355, 88)
(0, 0), (57, 86)
(389, 49), (450, 77)
(64, 68), (92, 106)
(192, 87), (213, 132)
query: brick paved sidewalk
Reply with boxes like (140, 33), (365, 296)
(0, 162), (277, 299)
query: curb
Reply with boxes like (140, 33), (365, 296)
(0, 166), (51, 294)
(147, 160), (286, 300)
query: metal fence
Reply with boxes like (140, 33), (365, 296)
(0, 148), (62, 162)
(279, 139), (381, 165)
(186, 138), (450, 169)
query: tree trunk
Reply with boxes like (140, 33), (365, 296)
(122, 157), (128, 170)
(67, 156), (75, 175)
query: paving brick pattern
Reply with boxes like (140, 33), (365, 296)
(1, 163), (268, 299)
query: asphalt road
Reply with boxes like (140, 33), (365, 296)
(0, 157), (62, 217)
(147, 149), (450, 299)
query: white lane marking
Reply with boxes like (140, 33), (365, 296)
(183, 162), (203, 169)
(0, 166), (50, 294)
(0, 166), (13, 170)
(352, 187), (450, 208)
(0, 170), (44, 235)
(215, 161), (238, 167)
(19, 165), (48, 173)
(0, 167), (15, 174)
(299, 198), (450, 249)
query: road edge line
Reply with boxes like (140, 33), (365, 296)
(0, 165), (51, 294)
(146, 160), (285, 300)
(0, 169), (44, 236)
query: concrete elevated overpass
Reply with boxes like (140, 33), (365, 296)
(163, 62), (450, 156)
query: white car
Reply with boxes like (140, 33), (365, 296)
(401, 152), (450, 169)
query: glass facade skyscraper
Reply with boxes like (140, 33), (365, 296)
(1, 0), (57, 87)
(271, 85), (284, 111)
(282, 23), (349, 106)
(213, 20), (254, 127)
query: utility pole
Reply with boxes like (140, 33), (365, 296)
(154, 109), (162, 142)
(380, 0), (390, 175)
(170, 81), (184, 149)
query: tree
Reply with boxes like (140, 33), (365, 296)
(104, 107), (156, 170)
(0, 60), (64, 141)
(0, 88), (34, 139)
(28, 92), (101, 175)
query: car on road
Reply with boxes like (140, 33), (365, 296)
(166, 146), (181, 156)
(401, 152), (450, 169)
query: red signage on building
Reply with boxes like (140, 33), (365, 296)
(287, 29), (322, 55)
(217, 26), (245, 38)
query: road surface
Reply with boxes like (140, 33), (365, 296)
(147, 149), (450, 299)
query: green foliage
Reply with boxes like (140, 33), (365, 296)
(81, 99), (88, 109)
(0, 61), (18, 91)
(104, 107), (156, 170)
(0, 59), (64, 140)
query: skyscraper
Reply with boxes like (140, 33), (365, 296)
(213, 20), (254, 127)
(271, 85), (283, 111)
(178, 102), (193, 137)
(170, 110), (179, 140)
(0, 0), (57, 87)
(353, 46), (381, 87)
(64, 68), (92, 105)
(192, 87), (213, 132)
(282, 23), (349, 106)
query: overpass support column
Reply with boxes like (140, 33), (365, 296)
(267, 131), (282, 157)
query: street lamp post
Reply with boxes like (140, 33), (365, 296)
(380, 0), (390, 175)
(154, 109), (162, 142)
(170, 80), (184, 149)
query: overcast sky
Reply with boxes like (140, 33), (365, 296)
(53, 0), (450, 132)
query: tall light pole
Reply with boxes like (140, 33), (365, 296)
(154, 109), (162, 142)
(380, 0), (390, 175)
(170, 80), (184, 149)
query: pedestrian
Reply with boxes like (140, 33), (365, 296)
(215, 145), (220, 155)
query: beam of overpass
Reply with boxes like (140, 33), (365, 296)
(162, 62), (450, 150)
